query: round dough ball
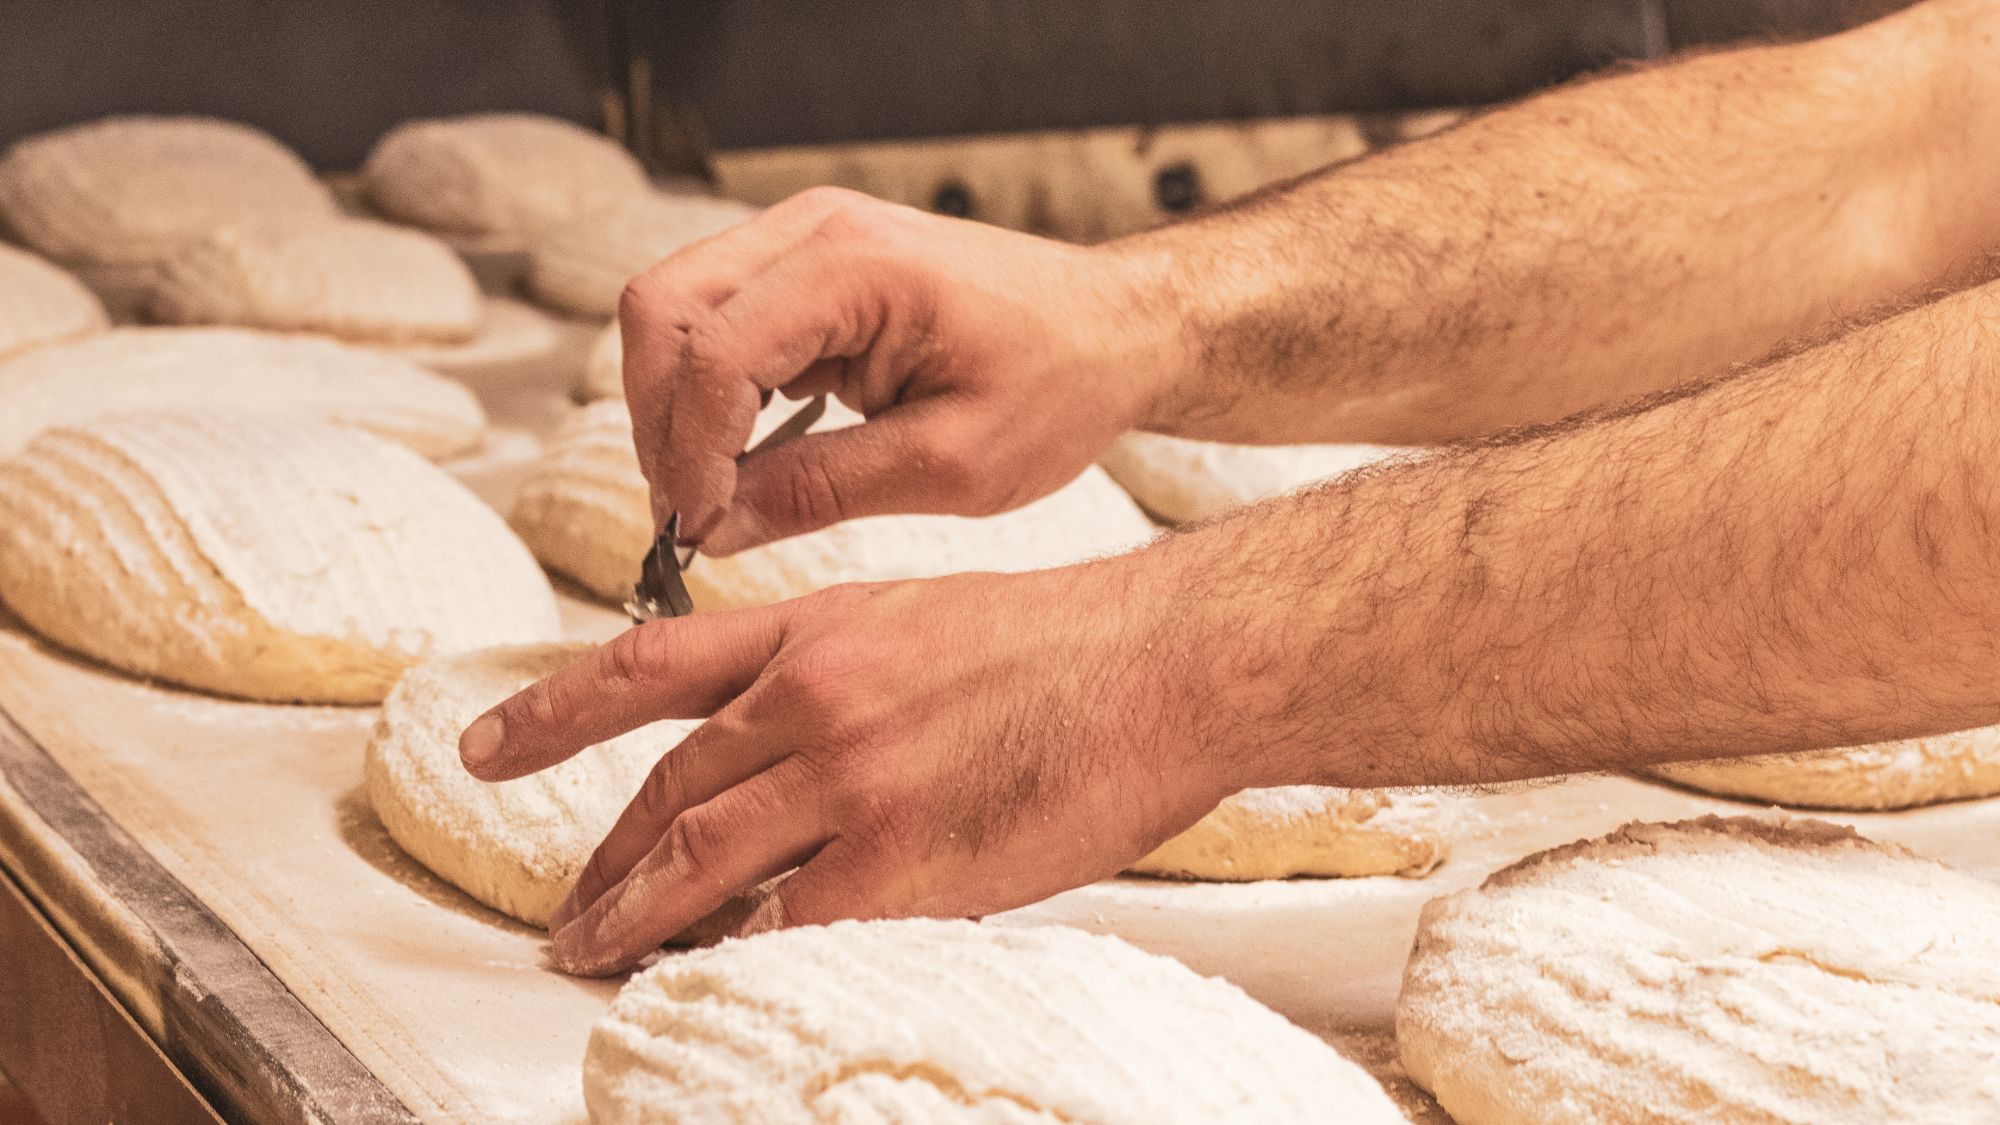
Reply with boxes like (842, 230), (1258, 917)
(509, 399), (1157, 607)
(1130, 787), (1452, 881)
(147, 219), (480, 344)
(0, 412), (560, 703)
(0, 244), (107, 362)
(362, 114), (650, 243)
(585, 918), (1406, 1124)
(1398, 815), (2000, 1125)
(1099, 430), (1410, 524)
(1642, 726), (2000, 810)
(526, 192), (756, 318)
(0, 327), (485, 460)
(0, 115), (334, 266)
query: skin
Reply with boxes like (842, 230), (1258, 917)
(460, 0), (2000, 975)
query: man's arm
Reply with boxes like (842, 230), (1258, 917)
(463, 275), (2000, 973)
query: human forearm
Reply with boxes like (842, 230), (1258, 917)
(1126, 0), (2000, 445)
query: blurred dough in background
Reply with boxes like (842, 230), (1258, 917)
(526, 192), (758, 318)
(1100, 431), (1412, 524)
(1644, 725), (2000, 810)
(0, 243), (106, 362)
(1131, 787), (1454, 881)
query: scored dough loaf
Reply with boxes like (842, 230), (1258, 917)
(509, 399), (1158, 608)
(525, 192), (757, 318)
(1398, 815), (2000, 1125)
(0, 412), (560, 703)
(147, 219), (481, 344)
(0, 244), (108, 363)
(0, 328), (485, 460)
(1130, 787), (1452, 881)
(585, 917), (1407, 1124)
(362, 113), (650, 243)
(1642, 725), (2000, 810)
(1099, 430), (1410, 524)
(0, 115), (334, 266)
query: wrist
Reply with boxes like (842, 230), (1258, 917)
(1095, 229), (1231, 436)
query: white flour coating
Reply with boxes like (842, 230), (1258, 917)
(383, 296), (568, 385)
(580, 321), (624, 401)
(0, 115), (334, 266)
(510, 399), (1158, 607)
(527, 193), (757, 318)
(0, 412), (560, 703)
(362, 113), (650, 243)
(147, 218), (480, 344)
(1643, 725), (2000, 810)
(0, 244), (107, 362)
(1398, 815), (2000, 1125)
(1099, 430), (1411, 524)
(1131, 787), (1453, 880)
(584, 918), (1407, 1124)
(0, 328), (485, 460)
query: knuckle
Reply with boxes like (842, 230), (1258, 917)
(514, 679), (565, 732)
(617, 271), (670, 324)
(666, 809), (729, 877)
(633, 755), (682, 823)
(788, 184), (869, 216)
(601, 626), (663, 686)
(813, 200), (903, 247)
(781, 446), (850, 530)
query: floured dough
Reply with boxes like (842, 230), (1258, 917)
(526, 192), (757, 318)
(366, 643), (761, 940)
(0, 115), (334, 266)
(510, 399), (1157, 607)
(579, 320), (624, 400)
(1130, 787), (1452, 880)
(0, 412), (559, 703)
(362, 114), (650, 243)
(0, 328), (485, 460)
(147, 219), (480, 344)
(1100, 430), (1409, 524)
(1642, 726), (2000, 810)
(1397, 815), (2000, 1125)
(584, 917), (1406, 1124)
(0, 244), (107, 362)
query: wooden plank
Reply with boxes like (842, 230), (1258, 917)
(0, 705), (414, 1125)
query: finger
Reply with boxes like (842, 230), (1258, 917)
(458, 601), (798, 781)
(728, 838), (900, 936)
(550, 761), (828, 976)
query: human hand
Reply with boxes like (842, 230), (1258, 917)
(617, 186), (1186, 556)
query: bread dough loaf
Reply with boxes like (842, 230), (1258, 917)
(1100, 430), (1408, 524)
(526, 193), (757, 318)
(579, 321), (624, 401)
(1397, 815), (2000, 1125)
(510, 399), (1157, 607)
(1130, 787), (1451, 880)
(0, 413), (559, 702)
(0, 244), (107, 363)
(0, 115), (334, 266)
(1642, 726), (2000, 810)
(147, 219), (480, 344)
(362, 114), (649, 244)
(585, 917), (1406, 1124)
(0, 328), (485, 460)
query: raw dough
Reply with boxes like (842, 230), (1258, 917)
(579, 321), (623, 401)
(1131, 787), (1452, 880)
(362, 114), (650, 244)
(147, 218), (480, 344)
(1397, 815), (2000, 1125)
(0, 327), (485, 460)
(1100, 430), (1409, 524)
(526, 192), (757, 318)
(584, 918), (1406, 1124)
(0, 115), (334, 266)
(1642, 726), (2000, 810)
(509, 399), (1157, 607)
(0, 244), (107, 362)
(0, 412), (560, 703)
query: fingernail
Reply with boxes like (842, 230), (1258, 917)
(459, 712), (506, 770)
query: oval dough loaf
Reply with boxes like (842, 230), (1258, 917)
(510, 399), (1157, 607)
(1642, 726), (2000, 810)
(362, 114), (650, 243)
(1130, 787), (1452, 880)
(0, 115), (334, 266)
(0, 244), (107, 362)
(1398, 815), (2000, 1125)
(526, 192), (757, 318)
(0, 328), (485, 460)
(147, 219), (480, 344)
(585, 917), (1406, 1124)
(0, 412), (559, 702)
(1099, 430), (1409, 524)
